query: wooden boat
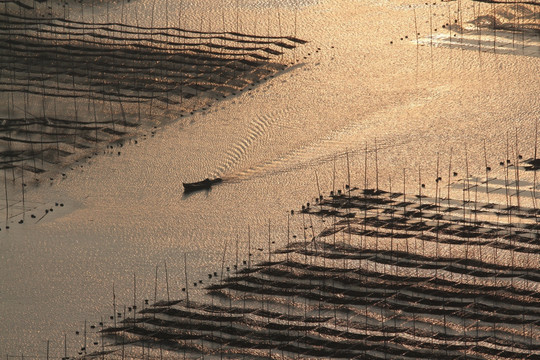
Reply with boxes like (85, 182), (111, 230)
(183, 178), (223, 192)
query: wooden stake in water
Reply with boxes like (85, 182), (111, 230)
(346, 149), (351, 192)
(418, 165), (424, 250)
(235, 234), (239, 273)
(506, 131), (511, 214)
(268, 219), (272, 263)
(483, 139), (490, 204)
(364, 143), (368, 190)
(113, 282), (117, 328)
(315, 170), (321, 200)
(447, 147), (453, 206)
(533, 119), (538, 209)
(375, 140), (379, 191)
(248, 225), (251, 268)
(4, 168), (8, 227)
(184, 253), (189, 305)
(515, 129), (521, 208)
(332, 155), (336, 194)
(436, 152), (440, 209)
(465, 145), (471, 204)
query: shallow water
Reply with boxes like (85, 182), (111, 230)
(0, 0), (539, 357)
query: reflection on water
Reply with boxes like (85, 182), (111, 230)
(0, 0), (539, 357)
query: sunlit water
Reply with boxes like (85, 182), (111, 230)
(0, 0), (539, 357)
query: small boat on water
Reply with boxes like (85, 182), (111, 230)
(183, 178), (223, 192)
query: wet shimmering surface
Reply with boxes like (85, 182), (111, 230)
(0, 0), (539, 357)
